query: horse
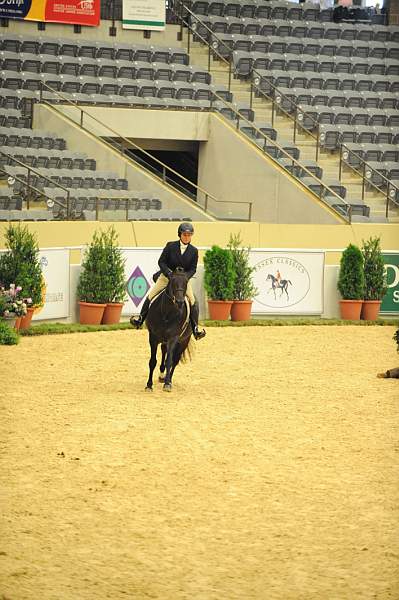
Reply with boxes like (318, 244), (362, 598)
(144, 267), (193, 392)
(266, 273), (292, 300)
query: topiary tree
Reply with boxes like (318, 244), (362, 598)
(361, 236), (387, 301)
(77, 229), (110, 304)
(102, 226), (127, 304)
(337, 243), (364, 300)
(0, 224), (44, 307)
(203, 245), (236, 301)
(227, 233), (257, 300)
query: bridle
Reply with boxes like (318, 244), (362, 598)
(164, 271), (187, 307)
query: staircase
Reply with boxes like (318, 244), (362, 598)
(187, 38), (399, 223)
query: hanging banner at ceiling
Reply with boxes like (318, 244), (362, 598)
(122, 0), (165, 30)
(0, 0), (100, 26)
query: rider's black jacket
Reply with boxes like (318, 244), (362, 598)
(158, 241), (198, 280)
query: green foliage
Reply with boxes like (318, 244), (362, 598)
(361, 236), (387, 301)
(77, 227), (127, 304)
(203, 245), (236, 301)
(0, 320), (20, 345)
(0, 224), (43, 306)
(102, 226), (127, 303)
(227, 233), (258, 300)
(337, 243), (364, 300)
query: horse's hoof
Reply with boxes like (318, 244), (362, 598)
(163, 383), (172, 392)
(145, 386), (153, 392)
(158, 375), (165, 383)
(377, 372), (387, 378)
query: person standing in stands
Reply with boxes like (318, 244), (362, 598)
(131, 222), (206, 340)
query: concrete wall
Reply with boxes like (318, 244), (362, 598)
(198, 115), (344, 224)
(33, 104), (212, 221)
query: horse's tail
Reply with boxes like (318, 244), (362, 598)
(180, 337), (195, 364)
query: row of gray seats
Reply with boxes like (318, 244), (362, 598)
(233, 52), (399, 78)
(319, 124), (398, 150)
(43, 188), (163, 210)
(0, 107), (30, 128)
(275, 88), (398, 112)
(2, 146), (96, 170)
(0, 71), (232, 102)
(0, 126), (66, 149)
(190, 0), (331, 21)
(254, 69), (399, 95)
(193, 14), (399, 41)
(5, 166), (129, 191)
(0, 35), (189, 64)
(0, 53), (211, 83)
(213, 34), (399, 59)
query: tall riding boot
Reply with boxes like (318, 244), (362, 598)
(130, 297), (150, 329)
(189, 302), (206, 340)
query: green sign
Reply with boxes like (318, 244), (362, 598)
(381, 253), (399, 314)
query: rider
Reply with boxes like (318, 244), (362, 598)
(130, 222), (206, 340)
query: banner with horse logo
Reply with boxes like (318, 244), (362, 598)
(249, 251), (325, 315)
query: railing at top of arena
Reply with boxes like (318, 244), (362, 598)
(339, 143), (399, 220)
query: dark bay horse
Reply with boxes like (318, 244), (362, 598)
(266, 273), (292, 300)
(145, 268), (192, 392)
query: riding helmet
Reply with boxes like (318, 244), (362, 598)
(178, 222), (194, 236)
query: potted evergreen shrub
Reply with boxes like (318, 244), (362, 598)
(227, 233), (258, 321)
(203, 245), (236, 320)
(77, 229), (110, 324)
(101, 226), (127, 325)
(337, 243), (364, 320)
(0, 224), (43, 330)
(361, 236), (387, 321)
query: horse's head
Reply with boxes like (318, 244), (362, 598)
(168, 267), (188, 309)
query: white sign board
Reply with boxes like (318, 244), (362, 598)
(33, 249), (70, 320)
(122, 248), (161, 315)
(249, 251), (325, 315)
(122, 0), (165, 30)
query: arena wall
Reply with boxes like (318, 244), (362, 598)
(1, 222), (398, 322)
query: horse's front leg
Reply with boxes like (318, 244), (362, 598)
(158, 343), (167, 383)
(163, 338), (178, 392)
(146, 334), (158, 391)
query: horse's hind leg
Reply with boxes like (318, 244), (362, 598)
(146, 335), (158, 391)
(159, 343), (167, 382)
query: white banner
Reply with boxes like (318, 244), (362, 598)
(121, 248), (325, 317)
(122, 248), (161, 315)
(34, 249), (70, 320)
(249, 251), (325, 314)
(122, 0), (165, 30)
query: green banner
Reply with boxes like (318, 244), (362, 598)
(381, 253), (399, 314)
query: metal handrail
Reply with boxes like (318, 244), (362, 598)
(339, 143), (399, 219)
(208, 91), (351, 221)
(179, 4), (321, 154)
(0, 148), (71, 217)
(38, 82), (253, 221)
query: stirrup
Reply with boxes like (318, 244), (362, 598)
(130, 315), (143, 329)
(193, 326), (206, 340)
